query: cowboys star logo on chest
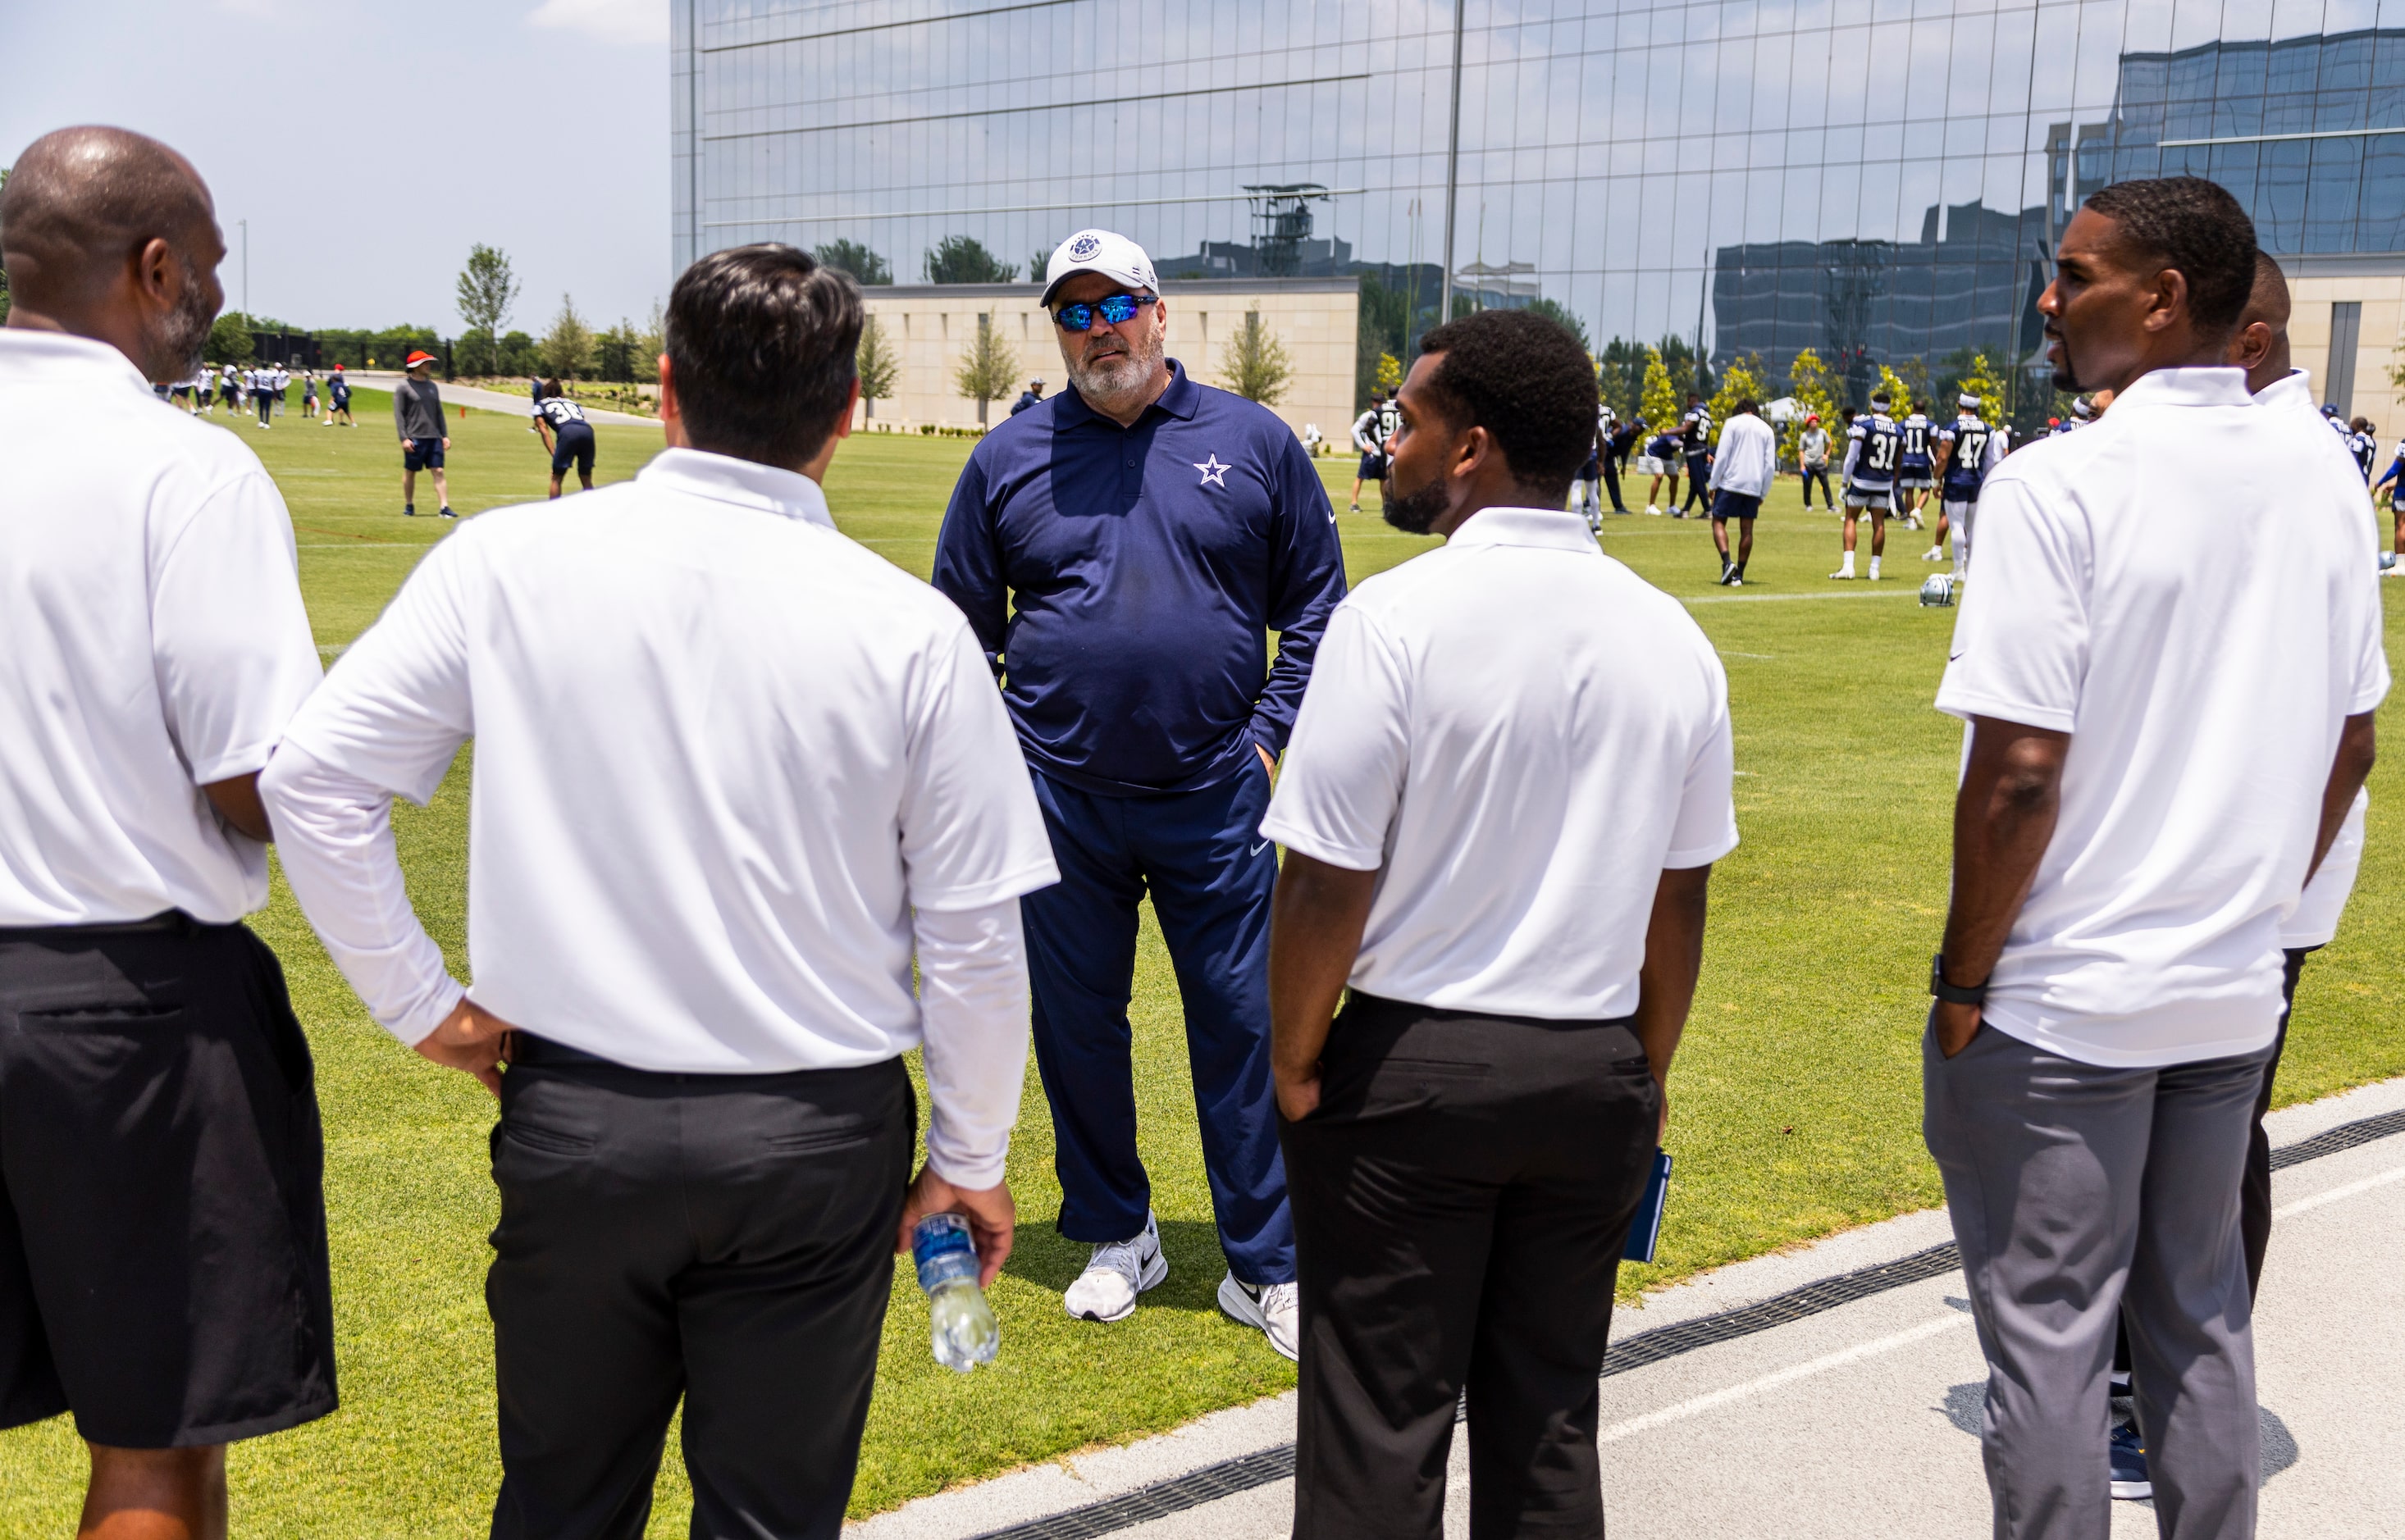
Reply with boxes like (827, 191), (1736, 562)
(1193, 453), (1232, 488)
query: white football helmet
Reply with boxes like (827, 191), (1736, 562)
(1919, 573), (1956, 607)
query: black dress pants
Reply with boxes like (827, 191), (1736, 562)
(487, 1037), (914, 1540)
(1280, 993), (1660, 1540)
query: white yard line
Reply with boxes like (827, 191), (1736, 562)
(2272, 1162), (2405, 1219)
(1595, 1313), (1974, 1446)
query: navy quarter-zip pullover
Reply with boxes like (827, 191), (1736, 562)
(933, 359), (1347, 797)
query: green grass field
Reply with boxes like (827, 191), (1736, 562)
(5, 398), (2403, 1534)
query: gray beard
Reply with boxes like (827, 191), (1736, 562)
(146, 255), (217, 382)
(1067, 329), (1165, 415)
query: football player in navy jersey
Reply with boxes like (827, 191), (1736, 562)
(1677, 394), (1714, 515)
(1924, 393), (2003, 576)
(1894, 399), (1936, 531)
(1641, 425), (1683, 514)
(532, 380), (598, 499)
(2375, 434), (2405, 573)
(1832, 390), (1901, 579)
(2346, 416), (2378, 481)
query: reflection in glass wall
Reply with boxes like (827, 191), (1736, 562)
(672, 0), (2405, 425)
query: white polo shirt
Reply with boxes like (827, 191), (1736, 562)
(261, 448), (1059, 1082)
(1260, 506), (1738, 1020)
(0, 329), (321, 926)
(1935, 367), (2387, 1066)
(2257, 367), (2376, 950)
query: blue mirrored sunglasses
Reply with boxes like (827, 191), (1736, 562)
(1052, 293), (1156, 330)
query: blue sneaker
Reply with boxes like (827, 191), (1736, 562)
(2109, 1419), (2152, 1500)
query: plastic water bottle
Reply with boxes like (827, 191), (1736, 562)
(912, 1213), (999, 1373)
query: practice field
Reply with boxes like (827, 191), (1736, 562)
(6, 401), (2403, 1536)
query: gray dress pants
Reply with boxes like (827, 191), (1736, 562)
(1923, 1020), (2274, 1540)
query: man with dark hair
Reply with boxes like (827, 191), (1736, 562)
(1677, 390), (1714, 514)
(532, 376), (596, 498)
(1707, 396), (1775, 584)
(1263, 306), (1732, 1536)
(262, 242), (1058, 1534)
(1833, 390), (1900, 579)
(933, 230), (1346, 1359)
(1927, 178), (2380, 1536)
(1603, 410), (1644, 516)
(1895, 397), (1935, 530)
(0, 124), (333, 1540)
(1011, 376), (1045, 415)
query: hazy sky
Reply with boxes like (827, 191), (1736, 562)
(6, 0), (669, 335)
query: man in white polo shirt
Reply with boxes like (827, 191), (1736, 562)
(1260, 308), (1736, 1538)
(1707, 396), (1776, 585)
(1, 127), (331, 1534)
(260, 244), (1059, 1535)
(1926, 178), (2383, 1538)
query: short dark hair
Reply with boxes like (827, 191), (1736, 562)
(1414, 308), (1599, 493)
(2081, 176), (2257, 335)
(1737, 398), (1759, 415)
(665, 244), (862, 467)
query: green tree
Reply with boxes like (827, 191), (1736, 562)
(454, 244), (520, 375)
(856, 313), (900, 417)
(1893, 353), (1932, 412)
(1787, 347), (1839, 433)
(1954, 351), (2008, 426)
(1596, 337), (1649, 421)
(594, 319), (643, 383)
(1524, 298), (1590, 353)
(635, 300), (664, 383)
(1875, 362), (1911, 413)
(1655, 335), (1698, 405)
(1219, 311), (1294, 406)
(499, 330), (539, 376)
(1641, 346), (1679, 428)
(813, 239), (891, 285)
(1705, 351), (1768, 444)
(1374, 352), (1403, 395)
(1355, 272), (1410, 408)
(204, 310), (258, 366)
(925, 236), (1016, 284)
(541, 294), (596, 380)
(953, 312), (1019, 425)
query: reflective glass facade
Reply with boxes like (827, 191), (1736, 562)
(671, 0), (2405, 421)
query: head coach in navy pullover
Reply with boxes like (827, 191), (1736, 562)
(932, 230), (1345, 1355)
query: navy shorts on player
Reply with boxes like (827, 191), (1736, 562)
(1357, 451), (1386, 481)
(1709, 489), (1762, 522)
(403, 437), (445, 472)
(550, 422), (596, 476)
(0, 914), (337, 1448)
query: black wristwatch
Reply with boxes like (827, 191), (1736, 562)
(1929, 953), (1987, 1005)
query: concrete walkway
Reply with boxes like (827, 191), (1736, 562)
(851, 1076), (2405, 1538)
(343, 371), (657, 426)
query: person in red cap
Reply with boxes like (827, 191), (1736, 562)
(394, 349), (453, 517)
(325, 362), (354, 426)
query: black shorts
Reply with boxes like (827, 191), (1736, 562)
(550, 422), (596, 476)
(1709, 488), (1762, 522)
(0, 914), (336, 1447)
(403, 438), (445, 471)
(1358, 450), (1387, 480)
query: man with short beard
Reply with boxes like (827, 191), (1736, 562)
(0, 125), (331, 1538)
(933, 230), (1346, 1358)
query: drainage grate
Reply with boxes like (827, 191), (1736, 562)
(2266, 1105), (2405, 1170)
(963, 1101), (2405, 1540)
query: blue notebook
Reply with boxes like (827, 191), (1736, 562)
(1622, 1150), (1672, 1264)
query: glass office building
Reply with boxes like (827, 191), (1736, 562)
(672, 0), (2405, 426)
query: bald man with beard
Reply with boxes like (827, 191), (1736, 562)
(0, 127), (330, 1539)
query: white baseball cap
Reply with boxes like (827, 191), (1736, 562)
(1042, 229), (1158, 307)
(1958, 391), (1983, 408)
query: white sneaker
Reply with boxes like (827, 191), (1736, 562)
(1830, 566), (1855, 581)
(1062, 1212), (1167, 1324)
(1645, 503), (1662, 516)
(1922, 546), (1945, 562)
(1217, 1272), (1299, 1361)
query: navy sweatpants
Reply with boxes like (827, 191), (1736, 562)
(1023, 764), (1294, 1287)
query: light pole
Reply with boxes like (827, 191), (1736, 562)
(1436, 0), (1466, 327)
(238, 218), (249, 321)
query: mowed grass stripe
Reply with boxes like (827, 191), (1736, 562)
(4, 414), (2401, 1537)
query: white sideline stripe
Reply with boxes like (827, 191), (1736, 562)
(1682, 590), (1921, 605)
(2272, 1162), (2405, 1219)
(1595, 1313), (1974, 1446)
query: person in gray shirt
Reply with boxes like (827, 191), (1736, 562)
(393, 349), (453, 518)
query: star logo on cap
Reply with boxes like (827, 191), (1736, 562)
(1070, 235), (1101, 259)
(1193, 453), (1231, 488)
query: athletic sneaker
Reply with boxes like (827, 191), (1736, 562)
(1062, 1212), (1167, 1324)
(2108, 1419), (2151, 1500)
(438, 507), (458, 520)
(1216, 1272), (1299, 1361)
(1922, 546), (1946, 562)
(403, 505), (418, 517)
(1349, 502), (1360, 513)
(1902, 512), (1922, 530)
(1725, 572), (1744, 586)
(1645, 503), (1662, 517)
